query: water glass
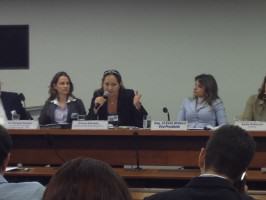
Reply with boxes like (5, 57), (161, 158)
(143, 115), (151, 129)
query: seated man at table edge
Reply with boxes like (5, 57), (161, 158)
(0, 82), (32, 122)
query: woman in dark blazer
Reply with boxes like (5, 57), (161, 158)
(87, 69), (147, 127)
(39, 71), (86, 125)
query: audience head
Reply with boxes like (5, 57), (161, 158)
(100, 69), (124, 97)
(43, 157), (132, 200)
(194, 74), (219, 105)
(199, 125), (256, 182)
(258, 75), (266, 100)
(48, 71), (74, 100)
(0, 125), (12, 173)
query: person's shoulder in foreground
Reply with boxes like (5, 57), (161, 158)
(0, 176), (44, 200)
(144, 176), (254, 200)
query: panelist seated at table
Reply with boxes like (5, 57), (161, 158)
(0, 125), (45, 200)
(177, 74), (227, 129)
(43, 157), (132, 200)
(87, 69), (147, 127)
(0, 83), (32, 121)
(241, 75), (266, 121)
(39, 71), (86, 125)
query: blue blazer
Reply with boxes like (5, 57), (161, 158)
(1, 91), (30, 120)
(177, 97), (227, 128)
(87, 89), (148, 127)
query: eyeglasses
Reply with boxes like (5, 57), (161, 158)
(103, 69), (121, 76)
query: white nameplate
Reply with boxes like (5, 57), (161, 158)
(234, 121), (266, 131)
(151, 121), (188, 131)
(72, 120), (108, 130)
(6, 120), (39, 129)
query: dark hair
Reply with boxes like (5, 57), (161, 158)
(43, 157), (132, 200)
(195, 74), (219, 106)
(101, 69), (125, 90)
(0, 125), (12, 167)
(205, 125), (256, 181)
(257, 75), (266, 100)
(48, 71), (74, 101)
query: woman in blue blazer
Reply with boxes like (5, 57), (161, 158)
(177, 74), (227, 129)
(39, 72), (86, 125)
(87, 69), (147, 127)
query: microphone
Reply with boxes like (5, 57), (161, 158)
(95, 91), (109, 109)
(163, 107), (170, 121)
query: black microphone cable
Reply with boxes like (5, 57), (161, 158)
(133, 131), (142, 170)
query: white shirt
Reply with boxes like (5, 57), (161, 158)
(50, 97), (77, 123)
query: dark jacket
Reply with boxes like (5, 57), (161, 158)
(1, 91), (31, 120)
(144, 176), (253, 200)
(39, 98), (86, 125)
(87, 89), (147, 127)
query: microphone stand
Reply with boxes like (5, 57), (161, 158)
(167, 112), (170, 121)
(163, 107), (171, 121)
(133, 131), (142, 170)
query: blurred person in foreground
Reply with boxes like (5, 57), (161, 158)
(0, 125), (44, 200)
(145, 125), (256, 200)
(42, 157), (132, 200)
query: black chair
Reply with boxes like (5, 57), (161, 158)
(18, 93), (33, 120)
